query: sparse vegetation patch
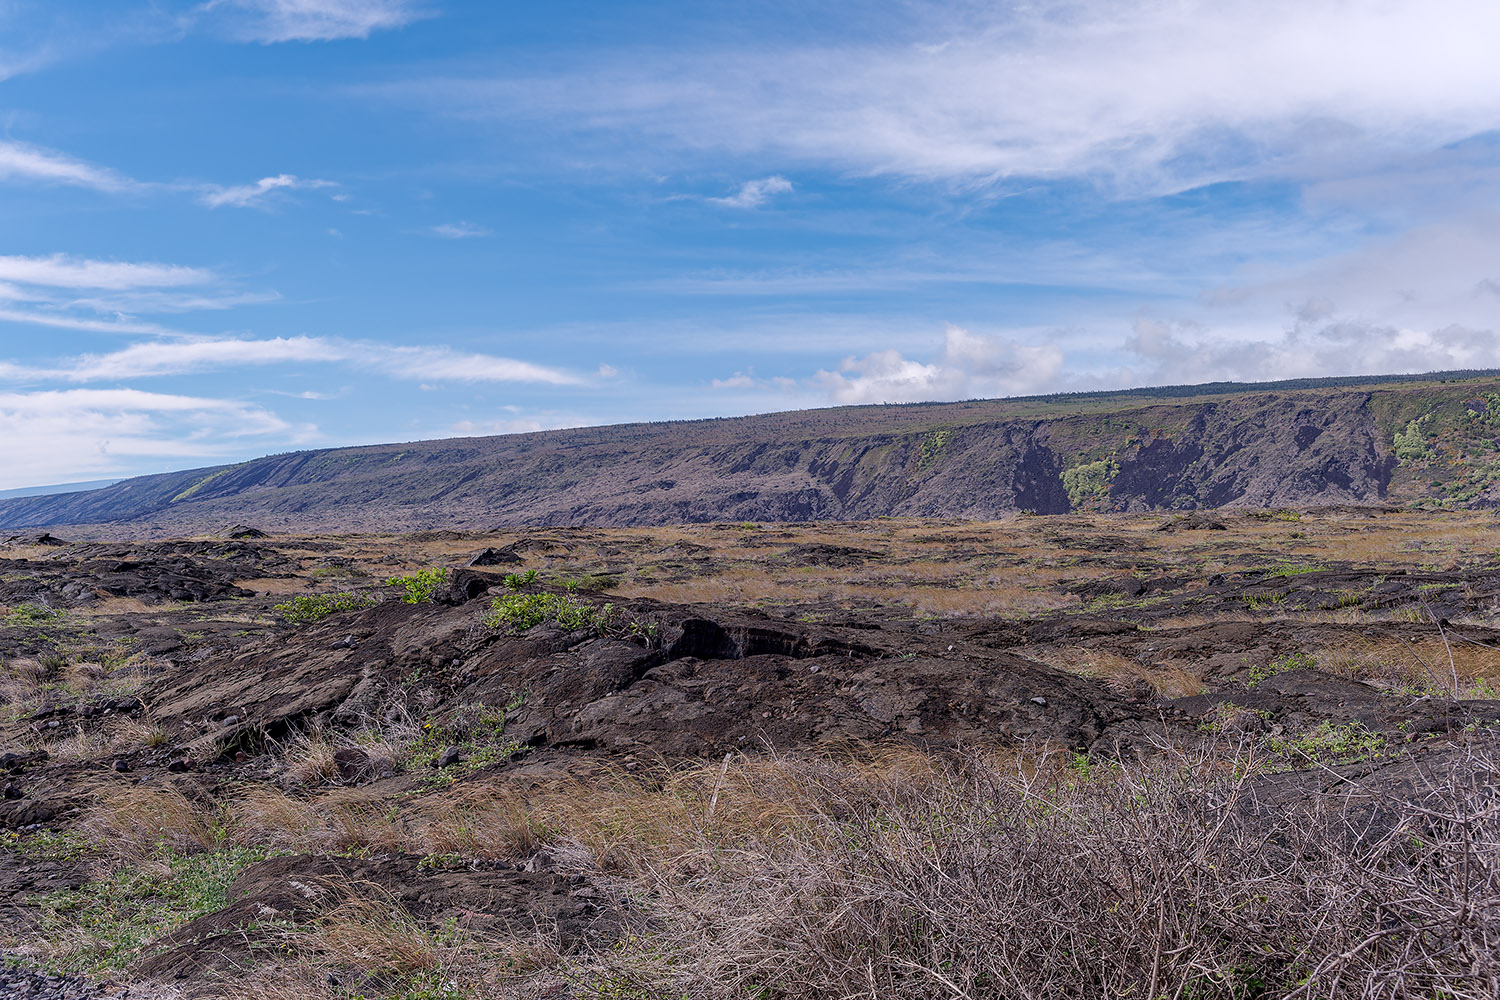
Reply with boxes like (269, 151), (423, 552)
(274, 592), (376, 624)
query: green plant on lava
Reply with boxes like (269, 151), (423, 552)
(501, 569), (538, 590)
(484, 592), (617, 633)
(274, 592), (376, 624)
(386, 567), (448, 604)
(1248, 652), (1316, 688)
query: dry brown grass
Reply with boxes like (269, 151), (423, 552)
(1023, 645), (1207, 698)
(78, 783), (224, 858)
(312, 895), (441, 973)
(1318, 634), (1500, 697)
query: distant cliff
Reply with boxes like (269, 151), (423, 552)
(7, 373), (1500, 535)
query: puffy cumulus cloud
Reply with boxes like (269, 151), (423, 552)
(200, 0), (427, 43)
(814, 324), (1065, 404)
(199, 173), (336, 209)
(708, 176), (793, 209)
(0, 388), (304, 490)
(395, 0), (1500, 193)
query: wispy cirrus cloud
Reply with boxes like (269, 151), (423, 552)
(199, 173), (336, 208)
(427, 221), (491, 239)
(0, 252), (295, 334)
(0, 254), (213, 291)
(0, 335), (591, 387)
(385, 0), (1500, 195)
(708, 176), (793, 209)
(199, 0), (429, 43)
(0, 140), (135, 192)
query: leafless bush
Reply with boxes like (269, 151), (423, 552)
(578, 740), (1500, 1000)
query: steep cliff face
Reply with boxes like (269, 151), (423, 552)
(1, 376), (1489, 534)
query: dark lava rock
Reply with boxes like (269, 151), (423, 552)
(332, 747), (372, 782)
(781, 543), (880, 568)
(134, 852), (620, 981)
(112, 759), (131, 773)
(0, 751), (49, 772)
(222, 524), (268, 539)
(468, 545), (522, 567)
(443, 568), (504, 604)
(435, 746), (463, 769)
(0, 962), (107, 998)
(167, 758), (197, 773)
(1157, 512), (1228, 531)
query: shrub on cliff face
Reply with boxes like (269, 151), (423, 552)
(1394, 415), (1434, 461)
(1062, 458), (1118, 509)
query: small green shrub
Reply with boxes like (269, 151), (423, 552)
(1266, 720), (1386, 764)
(274, 592), (376, 624)
(558, 573), (612, 593)
(501, 569), (538, 590)
(407, 699), (524, 783)
(387, 567), (449, 604)
(484, 592), (616, 633)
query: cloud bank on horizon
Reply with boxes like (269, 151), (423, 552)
(0, 0), (1497, 488)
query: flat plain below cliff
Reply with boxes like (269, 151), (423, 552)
(8, 371), (1500, 537)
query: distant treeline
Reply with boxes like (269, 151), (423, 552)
(1016, 370), (1500, 406)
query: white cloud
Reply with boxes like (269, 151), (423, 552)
(402, 0), (1500, 193)
(0, 335), (591, 387)
(0, 254), (212, 291)
(35, 336), (346, 381)
(0, 388), (299, 490)
(1121, 315), (1500, 386)
(450, 412), (593, 436)
(367, 345), (585, 385)
(0, 308), (176, 337)
(0, 254), (260, 335)
(0, 140), (133, 191)
(813, 324), (1065, 404)
(199, 173), (336, 208)
(202, 0), (426, 43)
(708, 176), (793, 208)
(427, 221), (491, 239)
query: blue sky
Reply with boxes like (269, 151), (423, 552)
(1, 0), (1498, 489)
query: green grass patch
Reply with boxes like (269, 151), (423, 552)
(30, 844), (282, 975)
(1248, 652), (1316, 688)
